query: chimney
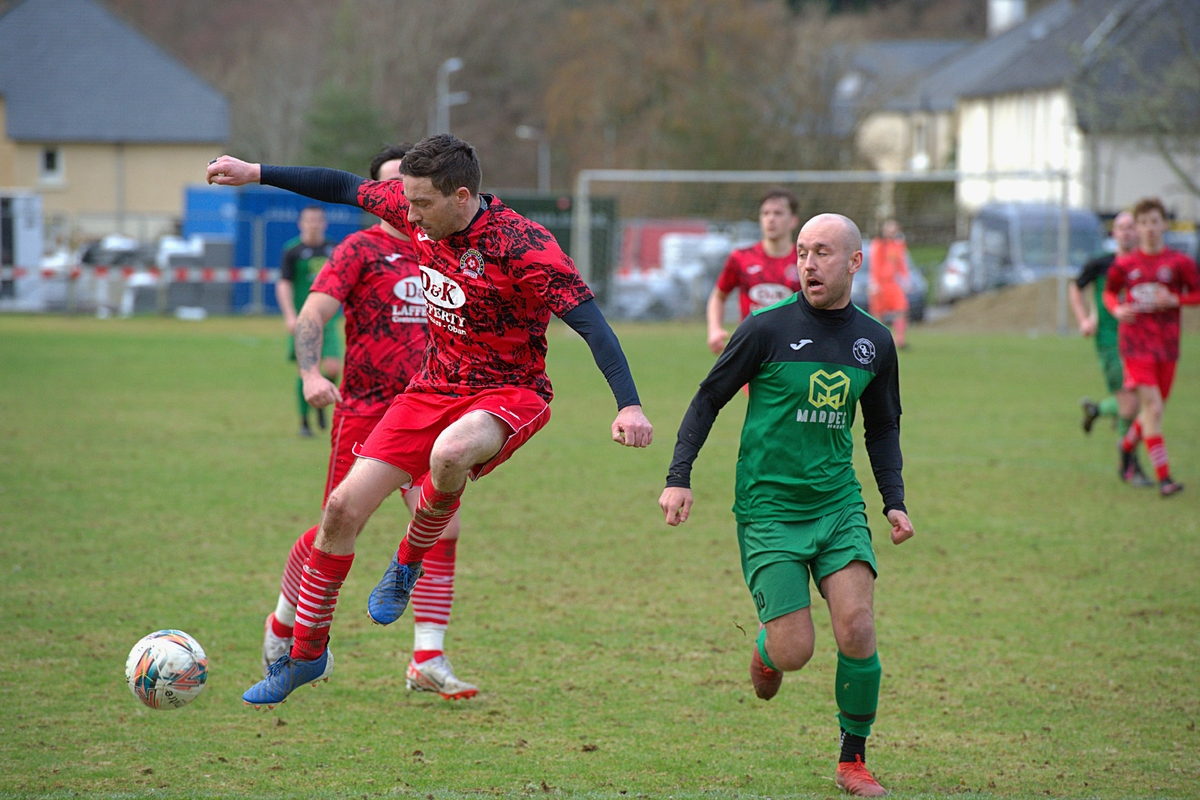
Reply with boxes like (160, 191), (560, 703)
(988, 0), (1027, 37)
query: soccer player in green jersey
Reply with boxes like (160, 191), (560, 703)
(278, 206), (342, 437)
(659, 213), (914, 797)
(1068, 211), (1150, 485)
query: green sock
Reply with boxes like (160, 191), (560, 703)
(835, 651), (880, 738)
(296, 377), (310, 423)
(1098, 396), (1119, 418)
(1118, 416), (1132, 436)
(756, 627), (779, 672)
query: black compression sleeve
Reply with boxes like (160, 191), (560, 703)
(859, 343), (905, 515)
(561, 300), (641, 409)
(260, 165), (365, 207)
(665, 317), (765, 488)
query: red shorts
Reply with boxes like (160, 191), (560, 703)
(1122, 357), (1177, 400)
(356, 387), (551, 486)
(324, 411), (384, 505)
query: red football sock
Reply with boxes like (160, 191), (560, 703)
(397, 474), (462, 564)
(290, 548), (354, 661)
(412, 537), (458, 662)
(1145, 434), (1170, 481)
(1120, 419), (1143, 454)
(273, 526), (319, 637)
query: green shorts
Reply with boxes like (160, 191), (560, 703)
(1096, 345), (1123, 395)
(737, 503), (877, 624)
(287, 319), (342, 362)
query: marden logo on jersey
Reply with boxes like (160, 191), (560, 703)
(748, 282), (792, 308)
(391, 276), (426, 324)
(797, 369), (851, 429)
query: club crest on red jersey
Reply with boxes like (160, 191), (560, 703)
(1158, 266), (1174, 283)
(460, 248), (485, 279)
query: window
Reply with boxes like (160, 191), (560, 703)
(39, 146), (63, 183)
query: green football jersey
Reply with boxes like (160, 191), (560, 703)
(667, 294), (905, 523)
(280, 237), (335, 311)
(1075, 253), (1118, 351)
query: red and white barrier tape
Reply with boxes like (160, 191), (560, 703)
(0, 265), (281, 282)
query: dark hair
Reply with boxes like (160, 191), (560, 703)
(369, 142), (413, 180)
(399, 134), (482, 196)
(1132, 197), (1167, 221)
(760, 188), (799, 216)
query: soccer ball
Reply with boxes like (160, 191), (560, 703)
(125, 630), (209, 710)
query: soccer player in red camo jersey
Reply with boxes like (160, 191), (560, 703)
(260, 144), (478, 700)
(209, 135), (653, 708)
(1103, 197), (1200, 497)
(706, 189), (801, 354)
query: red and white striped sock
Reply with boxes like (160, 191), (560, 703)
(1145, 434), (1170, 481)
(396, 474), (462, 565)
(412, 537), (457, 662)
(1120, 419), (1143, 454)
(290, 548), (354, 661)
(271, 526), (319, 638)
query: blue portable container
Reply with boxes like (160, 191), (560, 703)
(183, 184), (366, 312)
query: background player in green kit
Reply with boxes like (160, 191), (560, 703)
(659, 213), (914, 798)
(278, 206), (343, 436)
(1068, 211), (1150, 485)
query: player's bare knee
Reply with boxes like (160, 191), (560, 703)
(835, 611), (877, 659)
(772, 637), (814, 671)
(322, 489), (366, 537)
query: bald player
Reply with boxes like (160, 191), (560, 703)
(659, 214), (913, 797)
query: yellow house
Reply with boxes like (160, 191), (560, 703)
(0, 0), (228, 246)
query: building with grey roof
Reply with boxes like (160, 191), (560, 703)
(957, 0), (1200, 218)
(0, 0), (229, 244)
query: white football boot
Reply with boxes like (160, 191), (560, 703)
(405, 655), (479, 700)
(261, 614), (293, 677)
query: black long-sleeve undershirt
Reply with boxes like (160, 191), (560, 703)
(260, 165), (364, 206)
(665, 298), (905, 517)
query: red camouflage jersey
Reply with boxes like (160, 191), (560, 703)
(716, 242), (801, 319)
(310, 225), (427, 416)
(1106, 247), (1200, 362)
(355, 183), (593, 402)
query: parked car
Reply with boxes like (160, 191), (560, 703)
(849, 246), (928, 322)
(969, 203), (1105, 290)
(936, 240), (971, 303)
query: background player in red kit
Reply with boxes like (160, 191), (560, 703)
(209, 134), (653, 708)
(261, 144), (478, 700)
(1103, 197), (1200, 497)
(706, 189), (801, 354)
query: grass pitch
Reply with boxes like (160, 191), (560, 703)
(1, 315), (1197, 799)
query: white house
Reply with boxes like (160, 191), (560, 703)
(956, 0), (1200, 219)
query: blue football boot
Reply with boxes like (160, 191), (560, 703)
(243, 648), (334, 709)
(367, 556), (423, 625)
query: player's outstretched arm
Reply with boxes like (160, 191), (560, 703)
(886, 509), (914, 545)
(659, 486), (694, 526)
(560, 299), (652, 448)
(295, 292), (343, 408)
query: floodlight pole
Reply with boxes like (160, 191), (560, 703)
(516, 126), (550, 193)
(434, 57), (468, 135)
